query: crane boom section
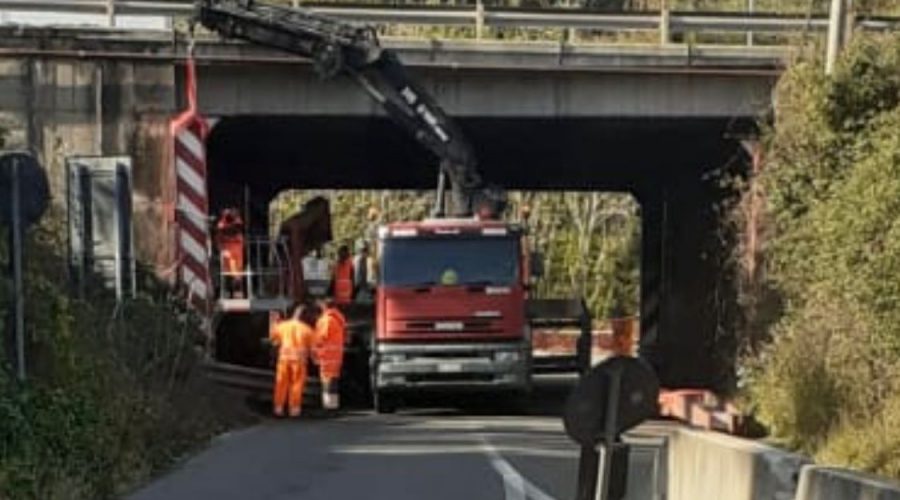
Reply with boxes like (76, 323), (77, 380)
(196, 0), (488, 212)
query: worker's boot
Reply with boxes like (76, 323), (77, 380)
(322, 392), (339, 410)
(322, 379), (340, 410)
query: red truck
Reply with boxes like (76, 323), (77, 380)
(370, 218), (534, 412)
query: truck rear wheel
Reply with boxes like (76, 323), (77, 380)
(505, 390), (532, 415)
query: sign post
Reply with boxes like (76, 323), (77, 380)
(9, 157), (25, 381)
(1, 152), (49, 381)
(564, 356), (659, 500)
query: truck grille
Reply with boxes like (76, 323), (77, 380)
(406, 373), (494, 383)
(402, 319), (501, 334)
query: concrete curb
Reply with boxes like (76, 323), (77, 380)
(795, 466), (900, 500)
(665, 426), (809, 500)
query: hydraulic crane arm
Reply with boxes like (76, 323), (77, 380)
(196, 0), (504, 216)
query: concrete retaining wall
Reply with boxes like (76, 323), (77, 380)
(660, 425), (900, 500)
(795, 466), (900, 500)
(666, 427), (809, 500)
(0, 54), (177, 271)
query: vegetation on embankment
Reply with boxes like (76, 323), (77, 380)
(732, 33), (900, 477)
(0, 215), (255, 499)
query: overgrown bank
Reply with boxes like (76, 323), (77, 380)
(734, 33), (900, 477)
(0, 217), (255, 499)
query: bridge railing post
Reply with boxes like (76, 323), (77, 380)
(746, 0), (755, 46)
(659, 7), (671, 45)
(106, 0), (116, 27)
(826, 0), (848, 74)
(475, 0), (484, 40)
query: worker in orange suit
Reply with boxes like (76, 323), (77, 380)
(332, 244), (354, 305)
(216, 208), (245, 298)
(315, 298), (347, 410)
(269, 305), (316, 418)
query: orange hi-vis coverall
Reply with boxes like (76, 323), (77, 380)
(270, 318), (316, 417)
(333, 259), (354, 305)
(315, 307), (347, 410)
(216, 215), (245, 277)
(315, 307), (346, 382)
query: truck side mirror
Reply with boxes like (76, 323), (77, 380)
(529, 251), (545, 280)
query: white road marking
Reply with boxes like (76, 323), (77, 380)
(495, 457), (527, 500)
(480, 435), (558, 500)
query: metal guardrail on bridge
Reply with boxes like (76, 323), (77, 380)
(0, 0), (898, 43)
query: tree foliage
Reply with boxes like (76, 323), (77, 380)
(736, 33), (900, 476)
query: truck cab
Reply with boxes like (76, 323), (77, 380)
(370, 217), (533, 412)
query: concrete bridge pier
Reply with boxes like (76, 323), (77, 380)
(639, 162), (740, 391)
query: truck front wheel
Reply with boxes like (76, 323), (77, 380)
(370, 359), (398, 413)
(373, 389), (398, 414)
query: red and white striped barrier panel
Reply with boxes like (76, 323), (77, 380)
(174, 118), (210, 305)
(171, 53), (213, 322)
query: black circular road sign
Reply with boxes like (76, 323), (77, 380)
(0, 152), (50, 228)
(564, 356), (660, 447)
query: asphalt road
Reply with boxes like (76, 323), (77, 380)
(128, 377), (666, 500)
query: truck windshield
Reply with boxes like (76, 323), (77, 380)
(381, 237), (519, 287)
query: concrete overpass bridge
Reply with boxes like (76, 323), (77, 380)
(0, 7), (819, 387)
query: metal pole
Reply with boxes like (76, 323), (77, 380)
(596, 366), (623, 500)
(105, 0), (115, 27)
(575, 446), (600, 500)
(746, 0), (755, 46)
(659, 3), (671, 45)
(826, 0), (847, 75)
(10, 157), (26, 381)
(94, 66), (103, 154)
(433, 169), (446, 218)
(113, 167), (123, 301)
(844, 0), (855, 51)
(475, 0), (484, 40)
(243, 185), (252, 298)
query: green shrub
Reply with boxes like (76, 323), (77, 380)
(0, 219), (254, 499)
(819, 391), (900, 479)
(736, 33), (900, 477)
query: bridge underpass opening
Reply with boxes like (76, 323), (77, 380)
(205, 115), (750, 390)
(275, 187), (640, 358)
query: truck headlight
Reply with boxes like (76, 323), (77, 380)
(495, 351), (520, 362)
